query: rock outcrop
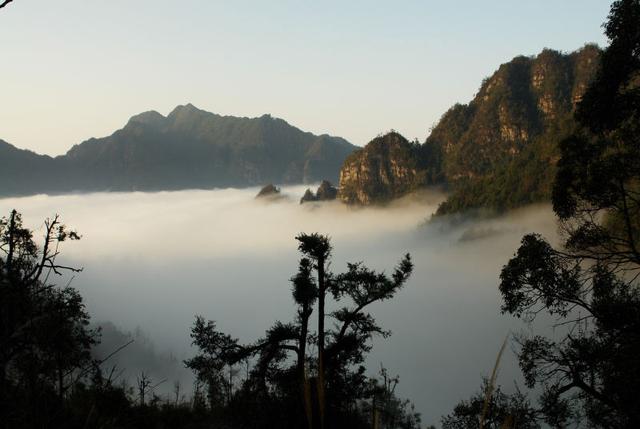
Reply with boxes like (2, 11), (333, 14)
(300, 189), (316, 204)
(255, 184), (282, 199)
(300, 180), (338, 204)
(338, 132), (430, 205)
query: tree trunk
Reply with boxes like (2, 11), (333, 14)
(316, 256), (326, 429)
(299, 304), (312, 429)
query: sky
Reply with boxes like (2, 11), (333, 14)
(1, 0), (610, 156)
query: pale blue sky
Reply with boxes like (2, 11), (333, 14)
(1, 1), (610, 155)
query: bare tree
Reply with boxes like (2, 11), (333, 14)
(136, 372), (152, 406)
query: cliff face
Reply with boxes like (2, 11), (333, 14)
(337, 46), (601, 211)
(432, 45), (601, 214)
(430, 45), (600, 182)
(338, 132), (429, 204)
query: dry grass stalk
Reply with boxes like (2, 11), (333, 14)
(479, 334), (509, 429)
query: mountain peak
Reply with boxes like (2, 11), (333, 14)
(377, 130), (408, 143)
(127, 110), (166, 127)
(169, 103), (203, 117)
(338, 130), (426, 205)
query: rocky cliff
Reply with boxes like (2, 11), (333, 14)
(338, 132), (430, 204)
(300, 180), (338, 204)
(338, 45), (601, 212)
(433, 45), (600, 214)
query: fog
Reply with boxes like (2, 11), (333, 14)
(0, 186), (561, 426)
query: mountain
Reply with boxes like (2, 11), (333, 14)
(300, 180), (338, 204)
(338, 45), (601, 213)
(338, 132), (430, 204)
(0, 139), (65, 196)
(0, 104), (356, 196)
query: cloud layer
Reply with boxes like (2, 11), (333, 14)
(0, 187), (559, 424)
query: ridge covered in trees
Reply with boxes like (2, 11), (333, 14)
(0, 105), (355, 197)
(338, 45), (602, 215)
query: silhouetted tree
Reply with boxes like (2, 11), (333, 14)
(441, 380), (539, 429)
(365, 365), (421, 429)
(296, 232), (332, 429)
(136, 372), (153, 406)
(186, 233), (417, 428)
(497, 1), (640, 427)
(0, 210), (98, 427)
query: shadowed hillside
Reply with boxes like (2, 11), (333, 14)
(0, 104), (355, 196)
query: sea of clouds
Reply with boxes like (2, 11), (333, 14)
(0, 186), (562, 425)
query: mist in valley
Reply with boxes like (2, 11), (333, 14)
(0, 186), (561, 425)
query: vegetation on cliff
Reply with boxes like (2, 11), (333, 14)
(337, 46), (601, 215)
(338, 132), (431, 205)
(433, 45), (601, 215)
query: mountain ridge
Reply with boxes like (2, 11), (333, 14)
(338, 45), (602, 213)
(0, 105), (356, 197)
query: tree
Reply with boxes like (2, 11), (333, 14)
(0, 210), (98, 427)
(186, 233), (417, 429)
(365, 365), (421, 429)
(498, 1), (640, 427)
(296, 233), (331, 429)
(441, 380), (539, 429)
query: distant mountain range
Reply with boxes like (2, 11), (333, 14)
(338, 45), (602, 214)
(0, 104), (355, 196)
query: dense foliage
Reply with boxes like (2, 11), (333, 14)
(444, 1), (640, 427)
(0, 210), (98, 427)
(0, 214), (419, 428)
(441, 380), (539, 429)
(186, 233), (420, 429)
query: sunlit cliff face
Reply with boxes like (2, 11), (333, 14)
(0, 186), (558, 425)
